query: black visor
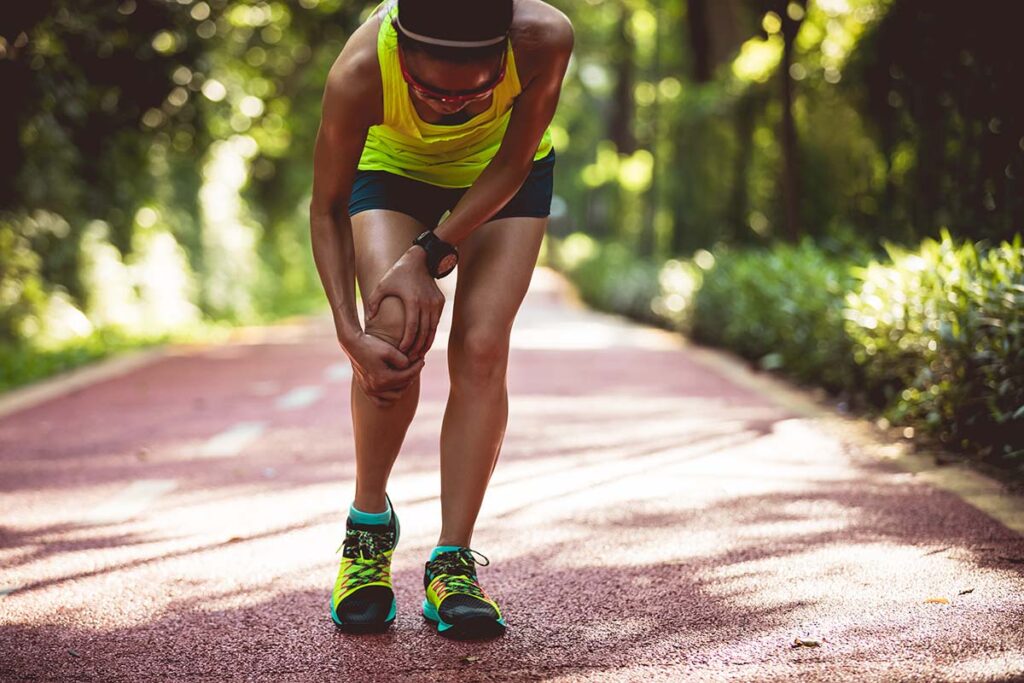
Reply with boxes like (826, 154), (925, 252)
(396, 0), (512, 48)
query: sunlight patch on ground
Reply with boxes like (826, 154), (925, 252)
(274, 385), (323, 410)
(196, 421), (267, 458)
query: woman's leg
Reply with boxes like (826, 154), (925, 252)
(349, 209), (428, 513)
(438, 216), (547, 546)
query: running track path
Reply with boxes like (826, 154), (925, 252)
(1, 268), (1022, 682)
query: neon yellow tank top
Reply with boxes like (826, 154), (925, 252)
(357, 0), (553, 188)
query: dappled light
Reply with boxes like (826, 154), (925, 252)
(1, 0), (1022, 678)
(2, 277), (1022, 677)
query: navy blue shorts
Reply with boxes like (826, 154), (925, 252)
(348, 149), (555, 227)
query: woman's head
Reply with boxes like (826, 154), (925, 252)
(394, 0), (512, 113)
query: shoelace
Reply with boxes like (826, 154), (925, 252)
(428, 548), (491, 599)
(336, 528), (393, 589)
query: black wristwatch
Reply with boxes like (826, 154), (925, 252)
(413, 230), (459, 279)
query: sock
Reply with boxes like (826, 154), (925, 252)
(429, 544), (463, 561)
(348, 498), (391, 526)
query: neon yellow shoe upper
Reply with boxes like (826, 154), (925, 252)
(422, 548), (506, 638)
(332, 530), (394, 603)
(330, 500), (399, 631)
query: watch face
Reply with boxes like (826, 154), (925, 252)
(438, 253), (458, 275)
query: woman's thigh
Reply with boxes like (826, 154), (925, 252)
(449, 216), (548, 345)
(350, 209), (427, 343)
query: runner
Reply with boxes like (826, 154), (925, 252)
(309, 0), (573, 639)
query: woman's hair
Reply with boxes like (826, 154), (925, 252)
(394, 20), (506, 65)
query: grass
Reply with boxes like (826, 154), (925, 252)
(0, 295), (330, 395)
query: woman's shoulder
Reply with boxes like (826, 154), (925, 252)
(510, 0), (574, 88)
(323, 8), (387, 127)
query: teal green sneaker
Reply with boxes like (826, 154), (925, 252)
(422, 547), (506, 640)
(329, 493), (400, 633)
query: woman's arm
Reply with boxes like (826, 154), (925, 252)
(310, 10), (384, 345)
(432, 10), (574, 247)
(310, 21), (426, 407)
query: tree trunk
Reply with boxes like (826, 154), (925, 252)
(687, 0), (712, 82)
(729, 91), (759, 244)
(609, 3), (636, 154)
(687, 0), (749, 83)
(778, 1), (805, 243)
(640, 0), (662, 258)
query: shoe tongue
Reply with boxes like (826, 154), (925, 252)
(348, 519), (390, 532)
(435, 550), (474, 575)
(342, 524), (394, 559)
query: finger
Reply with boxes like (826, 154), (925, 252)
(353, 369), (380, 398)
(409, 309), (430, 358)
(376, 362), (424, 391)
(381, 359), (425, 387)
(360, 382), (381, 401)
(384, 345), (411, 370)
(372, 388), (403, 403)
(395, 378), (416, 392)
(365, 284), (386, 319)
(424, 309), (441, 355)
(399, 300), (419, 352)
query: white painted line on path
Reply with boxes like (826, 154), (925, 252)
(84, 479), (178, 524)
(324, 363), (352, 382)
(197, 420), (266, 458)
(275, 386), (324, 410)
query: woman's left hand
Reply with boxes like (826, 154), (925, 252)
(364, 247), (446, 360)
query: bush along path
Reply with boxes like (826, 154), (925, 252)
(0, 268), (1022, 681)
(553, 230), (1024, 481)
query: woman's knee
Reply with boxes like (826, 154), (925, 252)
(450, 325), (510, 386)
(363, 295), (405, 349)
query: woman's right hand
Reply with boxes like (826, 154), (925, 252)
(342, 332), (424, 408)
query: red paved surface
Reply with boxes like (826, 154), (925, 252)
(1, 269), (1023, 682)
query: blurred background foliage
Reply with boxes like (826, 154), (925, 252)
(2, 0), (362, 385)
(1, 1), (1021, 469)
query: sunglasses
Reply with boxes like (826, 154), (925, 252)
(397, 46), (507, 105)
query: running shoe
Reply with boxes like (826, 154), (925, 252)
(422, 547), (506, 639)
(329, 493), (399, 633)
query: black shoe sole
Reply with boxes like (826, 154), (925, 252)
(332, 618), (395, 635)
(423, 612), (507, 640)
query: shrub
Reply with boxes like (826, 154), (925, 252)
(690, 239), (862, 392)
(552, 234), (664, 326)
(845, 230), (1024, 459)
(0, 214), (50, 346)
(552, 229), (1024, 470)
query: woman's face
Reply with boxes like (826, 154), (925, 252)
(401, 49), (504, 114)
